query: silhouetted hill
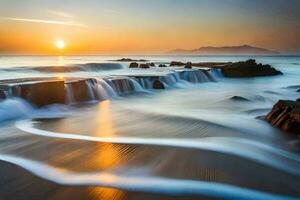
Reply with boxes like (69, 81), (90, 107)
(168, 45), (279, 55)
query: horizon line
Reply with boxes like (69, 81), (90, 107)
(0, 53), (299, 57)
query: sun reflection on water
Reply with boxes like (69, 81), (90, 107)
(88, 187), (125, 200)
(91, 100), (125, 199)
(57, 56), (65, 66)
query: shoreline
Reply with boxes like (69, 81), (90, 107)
(0, 133), (299, 200)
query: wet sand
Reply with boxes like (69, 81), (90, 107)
(0, 161), (208, 200)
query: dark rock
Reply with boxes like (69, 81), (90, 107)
(221, 59), (283, 78)
(129, 62), (139, 68)
(66, 79), (95, 103)
(297, 89), (300, 92)
(0, 90), (6, 99)
(170, 61), (185, 66)
(159, 64), (167, 68)
(153, 80), (165, 89)
(116, 58), (147, 62)
(230, 96), (250, 102)
(11, 80), (65, 107)
(185, 62), (192, 69)
(191, 62), (231, 68)
(266, 100), (300, 135)
(148, 62), (155, 67)
(118, 58), (133, 62)
(0, 90), (6, 101)
(264, 90), (281, 95)
(139, 64), (150, 69)
(285, 85), (300, 89)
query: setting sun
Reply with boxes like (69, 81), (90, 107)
(55, 40), (65, 49)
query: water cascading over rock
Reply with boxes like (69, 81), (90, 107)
(0, 79), (66, 107)
(0, 68), (217, 107)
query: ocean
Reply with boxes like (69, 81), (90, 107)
(0, 55), (299, 199)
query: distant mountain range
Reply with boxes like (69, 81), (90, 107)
(167, 45), (279, 55)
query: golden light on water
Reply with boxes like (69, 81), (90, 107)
(90, 100), (125, 199)
(57, 56), (65, 66)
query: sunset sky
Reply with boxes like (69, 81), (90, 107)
(0, 0), (299, 55)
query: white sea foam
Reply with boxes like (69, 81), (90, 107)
(0, 154), (297, 200)
(0, 98), (70, 122)
(16, 119), (300, 176)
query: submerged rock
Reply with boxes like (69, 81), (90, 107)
(153, 80), (165, 89)
(230, 96), (250, 102)
(129, 62), (139, 68)
(221, 59), (283, 78)
(285, 85), (300, 89)
(148, 62), (155, 67)
(170, 61), (185, 66)
(0, 90), (6, 100)
(139, 64), (150, 69)
(266, 100), (300, 135)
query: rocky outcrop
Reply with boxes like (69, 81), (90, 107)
(10, 80), (65, 107)
(148, 62), (155, 67)
(129, 63), (150, 69)
(153, 80), (165, 89)
(170, 61), (185, 66)
(221, 59), (282, 78)
(266, 100), (300, 135)
(159, 64), (167, 68)
(170, 61), (230, 68)
(0, 68), (215, 106)
(115, 58), (147, 62)
(129, 62), (139, 68)
(139, 64), (150, 69)
(185, 62), (192, 69)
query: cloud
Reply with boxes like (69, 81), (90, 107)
(47, 10), (74, 19)
(105, 9), (122, 15)
(0, 17), (86, 27)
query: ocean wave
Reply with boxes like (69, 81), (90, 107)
(0, 63), (126, 74)
(0, 154), (298, 200)
(0, 98), (70, 122)
(0, 98), (33, 122)
(30, 63), (125, 73)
